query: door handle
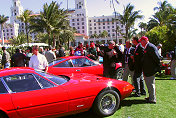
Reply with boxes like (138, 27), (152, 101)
(76, 70), (81, 71)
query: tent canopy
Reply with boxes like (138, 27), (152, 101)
(18, 43), (48, 47)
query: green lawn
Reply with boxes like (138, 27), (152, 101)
(62, 75), (176, 118)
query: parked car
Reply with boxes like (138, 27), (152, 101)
(48, 56), (124, 80)
(0, 67), (134, 118)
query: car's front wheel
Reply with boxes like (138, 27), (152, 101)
(92, 90), (120, 117)
(115, 68), (124, 80)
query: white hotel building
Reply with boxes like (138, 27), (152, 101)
(0, 0), (125, 46)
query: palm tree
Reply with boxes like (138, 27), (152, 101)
(17, 10), (33, 46)
(154, 1), (172, 12)
(0, 15), (9, 46)
(147, 1), (173, 31)
(139, 22), (147, 37)
(99, 30), (108, 38)
(117, 3), (143, 40)
(30, 1), (69, 47)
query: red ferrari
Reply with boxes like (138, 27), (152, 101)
(0, 68), (134, 118)
(48, 56), (124, 79)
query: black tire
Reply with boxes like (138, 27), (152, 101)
(0, 111), (8, 118)
(92, 90), (120, 117)
(115, 68), (124, 80)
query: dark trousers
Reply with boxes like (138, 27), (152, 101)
(133, 72), (146, 95)
(103, 66), (116, 79)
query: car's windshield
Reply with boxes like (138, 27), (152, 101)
(35, 70), (69, 85)
(49, 58), (65, 66)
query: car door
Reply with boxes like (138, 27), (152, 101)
(0, 78), (19, 117)
(3, 73), (69, 118)
(71, 58), (103, 75)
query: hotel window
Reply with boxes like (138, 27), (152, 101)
(90, 24), (92, 26)
(77, 23), (79, 25)
(98, 23), (101, 25)
(103, 26), (105, 29)
(72, 19), (75, 22)
(98, 19), (100, 22)
(99, 27), (101, 29)
(11, 33), (13, 35)
(82, 26), (84, 29)
(6, 29), (9, 32)
(89, 20), (91, 22)
(90, 28), (92, 30)
(72, 23), (75, 26)
(82, 18), (84, 21)
(77, 27), (80, 29)
(112, 26), (114, 28)
(99, 31), (101, 33)
(103, 23), (105, 25)
(94, 20), (96, 22)
(82, 22), (84, 25)
(77, 18), (79, 21)
(82, 30), (85, 33)
(94, 27), (96, 29)
(94, 31), (97, 34)
(94, 23), (96, 26)
(108, 30), (110, 32)
(107, 26), (110, 29)
(103, 19), (105, 22)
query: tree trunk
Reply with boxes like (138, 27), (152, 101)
(0, 24), (4, 46)
(25, 23), (29, 46)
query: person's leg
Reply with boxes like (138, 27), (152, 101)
(171, 59), (176, 79)
(133, 72), (141, 96)
(123, 64), (130, 81)
(144, 76), (156, 102)
(140, 74), (146, 95)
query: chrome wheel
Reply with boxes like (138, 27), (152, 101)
(100, 93), (116, 114)
(116, 68), (124, 80)
(92, 90), (120, 117)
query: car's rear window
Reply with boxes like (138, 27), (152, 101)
(49, 58), (65, 66)
(36, 71), (69, 85)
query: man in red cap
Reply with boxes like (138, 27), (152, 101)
(88, 42), (98, 60)
(139, 36), (160, 104)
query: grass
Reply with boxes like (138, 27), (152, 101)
(62, 74), (176, 118)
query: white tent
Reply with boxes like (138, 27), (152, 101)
(18, 43), (48, 47)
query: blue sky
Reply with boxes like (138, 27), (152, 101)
(0, 0), (176, 26)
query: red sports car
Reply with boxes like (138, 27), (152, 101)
(48, 56), (124, 79)
(0, 68), (134, 118)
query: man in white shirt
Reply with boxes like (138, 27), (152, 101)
(118, 42), (124, 53)
(29, 45), (48, 72)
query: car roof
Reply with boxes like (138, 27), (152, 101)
(0, 67), (35, 77)
(60, 56), (87, 60)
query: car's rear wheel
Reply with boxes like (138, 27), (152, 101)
(93, 90), (120, 117)
(0, 111), (8, 118)
(115, 68), (124, 80)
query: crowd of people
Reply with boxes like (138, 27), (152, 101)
(0, 36), (175, 104)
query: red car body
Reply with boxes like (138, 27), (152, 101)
(0, 68), (134, 118)
(48, 56), (122, 77)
